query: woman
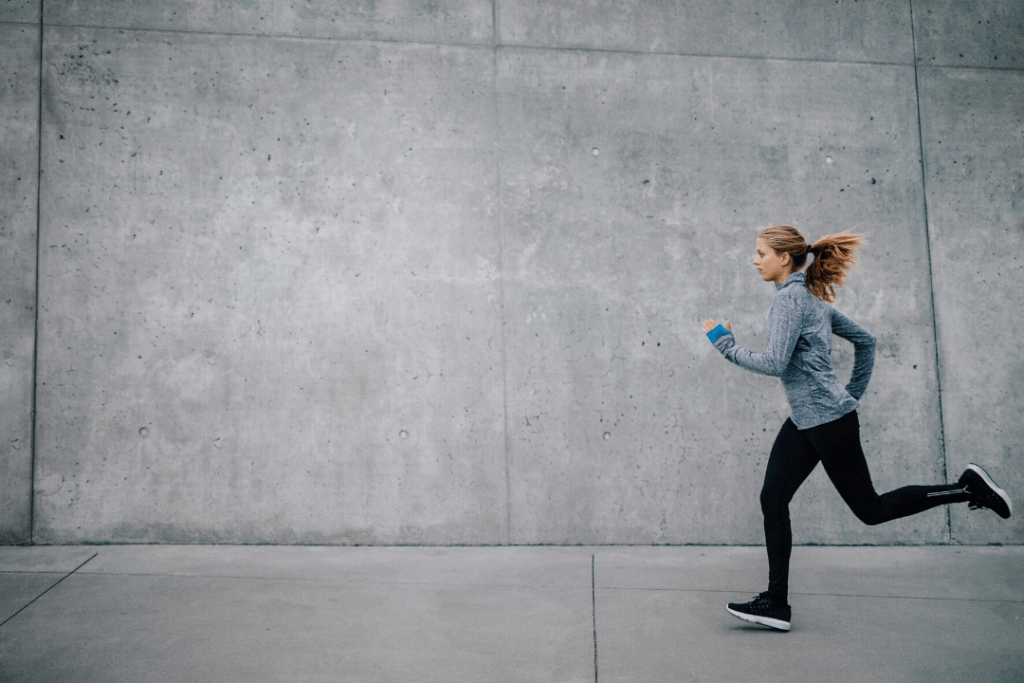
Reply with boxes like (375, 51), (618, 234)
(702, 224), (1012, 632)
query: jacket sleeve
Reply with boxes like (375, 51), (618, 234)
(830, 308), (876, 399)
(709, 293), (802, 377)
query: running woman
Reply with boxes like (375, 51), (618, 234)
(702, 224), (1012, 632)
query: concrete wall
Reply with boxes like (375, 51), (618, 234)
(2, 0), (1021, 545)
(0, 17), (40, 545)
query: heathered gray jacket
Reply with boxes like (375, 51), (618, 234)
(707, 272), (876, 430)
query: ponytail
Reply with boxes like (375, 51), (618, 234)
(805, 232), (863, 303)
(758, 225), (863, 303)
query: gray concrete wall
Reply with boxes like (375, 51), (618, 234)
(2, 0), (1021, 545)
(0, 18), (40, 544)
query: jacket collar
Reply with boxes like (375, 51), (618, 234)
(775, 272), (805, 291)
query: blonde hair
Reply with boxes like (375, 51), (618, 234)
(758, 225), (863, 303)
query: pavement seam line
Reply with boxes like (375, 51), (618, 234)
(594, 585), (1024, 604)
(0, 552), (97, 629)
(56, 571), (594, 591)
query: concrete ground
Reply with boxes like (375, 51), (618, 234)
(0, 545), (1021, 682)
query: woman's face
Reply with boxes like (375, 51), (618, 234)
(754, 238), (790, 284)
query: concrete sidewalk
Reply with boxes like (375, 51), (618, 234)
(0, 545), (1021, 682)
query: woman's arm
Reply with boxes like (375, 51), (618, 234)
(705, 293), (803, 377)
(831, 309), (876, 399)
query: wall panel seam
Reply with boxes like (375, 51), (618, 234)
(909, 0), (951, 542)
(28, 0), (45, 546)
(37, 21), (493, 51)
(491, 40), (512, 546)
(35, 21), (1024, 74)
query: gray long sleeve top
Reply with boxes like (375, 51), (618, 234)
(707, 272), (876, 430)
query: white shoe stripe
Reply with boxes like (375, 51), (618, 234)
(926, 487), (968, 497)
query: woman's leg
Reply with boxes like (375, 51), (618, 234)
(808, 411), (969, 525)
(761, 418), (821, 599)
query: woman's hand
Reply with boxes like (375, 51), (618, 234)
(702, 319), (732, 334)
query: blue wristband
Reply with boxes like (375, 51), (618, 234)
(706, 324), (731, 344)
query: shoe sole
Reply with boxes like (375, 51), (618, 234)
(967, 463), (1013, 518)
(726, 606), (791, 631)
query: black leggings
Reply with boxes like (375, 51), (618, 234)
(761, 411), (967, 597)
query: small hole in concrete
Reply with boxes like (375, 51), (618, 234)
(825, 156), (834, 164)
(592, 148), (600, 156)
(399, 430), (409, 439)
(139, 428), (149, 437)
(603, 432), (611, 440)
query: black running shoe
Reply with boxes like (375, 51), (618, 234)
(726, 592), (791, 631)
(961, 464), (1012, 519)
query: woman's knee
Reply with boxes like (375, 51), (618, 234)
(760, 487), (785, 519)
(850, 503), (886, 526)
